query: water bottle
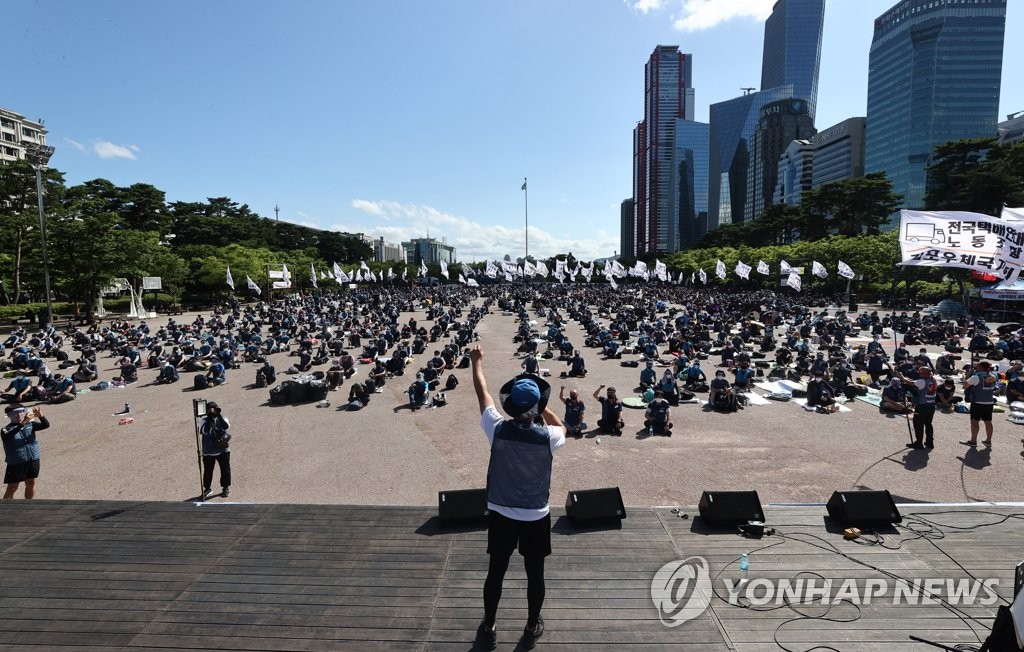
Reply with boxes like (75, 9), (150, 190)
(124, 403), (130, 414)
(739, 553), (749, 581)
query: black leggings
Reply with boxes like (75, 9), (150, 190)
(483, 553), (545, 628)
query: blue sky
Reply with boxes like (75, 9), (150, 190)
(7, 0), (1022, 262)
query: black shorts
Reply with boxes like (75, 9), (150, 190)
(487, 511), (552, 558)
(969, 403), (994, 422)
(4, 459), (40, 485)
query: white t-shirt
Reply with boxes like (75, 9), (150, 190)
(480, 406), (565, 521)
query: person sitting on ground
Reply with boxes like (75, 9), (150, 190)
(408, 372), (429, 410)
(369, 359), (387, 391)
(348, 382), (370, 410)
(683, 361), (707, 391)
(325, 358), (344, 390)
(867, 351), (891, 387)
(657, 369), (680, 405)
(157, 360), (180, 384)
(48, 374), (76, 404)
(867, 335), (887, 356)
(116, 357), (138, 384)
(521, 354), (540, 376)
(295, 348), (313, 373)
(206, 360), (226, 385)
(593, 384), (624, 435)
(944, 335), (963, 353)
(602, 339), (621, 359)
(639, 361), (657, 391)
(733, 361), (755, 392)
(566, 350), (587, 378)
(709, 370), (739, 412)
(644, 390), (672, 435)
(559, 386), (586, 438)
(340, 351), (356, 379)
(719, 342), (736, 369)
(71, 361), (97, 384)
(935, 352), (957, 377)
(936, 378), (962, 412)
(2, 372), (33, 405)
(806, 370), (839, 413)
(968, 331), (992, 356)
(1006, 372), (1024, 404)
(880, 377), (912, 414)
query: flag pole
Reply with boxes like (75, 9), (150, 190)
(522, 177), (528, 261)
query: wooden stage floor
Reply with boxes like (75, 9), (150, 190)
(0, 500), (1020, 651)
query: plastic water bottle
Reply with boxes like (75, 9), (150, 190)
(739, 553), (749, 581)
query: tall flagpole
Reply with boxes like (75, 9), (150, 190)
(522, 177), (528, 260)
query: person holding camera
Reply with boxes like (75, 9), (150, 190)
(199, 401), (232, 500)
(2, 405), (49, 499)
(471, 346), (565, 650)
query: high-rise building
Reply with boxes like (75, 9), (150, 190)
(673, 119), (710, 249)
(620, 199), (635, 259)
(373, 237), (405, 264)
(774, 139), (815, 206)
(634, 45), (695, 255)
(760, 0), (826, 120)
(0, 108), (47, 164)
(812, 117), (866, 188)
(402, 238), (455, 266)
(708, 86), (794, 228)
(632, 122), (646, 255)
(749, 98), (815, 220)
(865, 0), (1006, 215)
(998, 111), (1024, 145)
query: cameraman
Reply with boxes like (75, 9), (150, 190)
(2, 405), (49, 499)
(200, 402), (232, 500)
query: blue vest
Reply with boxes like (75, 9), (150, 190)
(487, 420), (553, 510)
(971, 372), (996, 404)
(2, 421), (41, 464)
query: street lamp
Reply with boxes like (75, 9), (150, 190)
(22, 141), (56, 327)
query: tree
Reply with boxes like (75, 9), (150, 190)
(926, 138), (1024, 214)
(801, 173), (902, 238)
(0, 160), (66, 304)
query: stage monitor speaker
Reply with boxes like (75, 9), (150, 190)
(565, 487), (626, 522)
(826, 490), (901, 527)
(438, 488), (488, 524)
(698, 490), (764, 524)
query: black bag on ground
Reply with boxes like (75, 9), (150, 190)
(194, 374), (208, 391)
(269, 383), (289, 405)
(308, 380), (328, 401)
(445, 374), (459, 390)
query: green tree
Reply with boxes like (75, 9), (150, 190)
(0, 160), (66, 304)
(801, 173), (902, 238)
(926, 138), (1024, 214)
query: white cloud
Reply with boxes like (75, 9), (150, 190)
(92, 140), (138, 160)
(127, 144), (140, 152)
(626, 0), (665, 13)
(672, 0), (774, 32)
(63, 137), (86, 152)
(335, 199), (617, 262)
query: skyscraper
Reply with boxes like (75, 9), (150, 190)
(634, 45), (695, 255)
(674, 119), (710, 249)
(760, 0), (826, 120)
(865, 0), (1006, 214)
(620, 198), (635, 259)
(748, 98), (816, 220)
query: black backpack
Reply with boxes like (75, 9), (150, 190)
(194, 374), (209, 391)
(445, 374), (459, 390)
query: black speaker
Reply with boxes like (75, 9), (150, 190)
(438, 488), (488, 524)
(826, 490), (901, 527)
(565, 487), (626, 522)
(698, 490), (764, 524)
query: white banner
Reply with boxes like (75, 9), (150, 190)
(780, 260), (792, 273)
(735, 261), (751, 280)
(837, 260), (855, 280)
(812, 261), (827, 279)
(786, 272), (801, 292)
(898, 209), (1024, 281)
(715, 260), (726, 279)
(757, 260), (770, 275)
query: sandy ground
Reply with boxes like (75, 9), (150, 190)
(14, 300), (1024, 507)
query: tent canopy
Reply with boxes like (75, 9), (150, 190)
(980, 278), (1024, 300)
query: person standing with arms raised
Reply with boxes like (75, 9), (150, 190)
(2, 405), (49, 499)
(470, 345), (565, 650)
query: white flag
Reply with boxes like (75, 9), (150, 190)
(402, 267), (407, 281)
(757, 260), (770, 275)
(333, 261), (344, 280)
(282, 263), (291, 283)
(812, 261), (828, 279)
(780, 260), (792, 273)
(524, 261), (537, 277)
(485, 261), (498, 278)
(715, 260), (726, 279)
(655, 259), (667, 281)
(837, 260), (855, 280)
(440, 261), (449, 279)
(459, 273), (466, 284)
(225, 266), (235, 290)
(505, 271), (513, 282)
(699, 269), (707, 285)
(690, 272), (695, 285)
(310, 263), (317, 289)
(360, 260), (370, 272)
(419, 261), (428, 277)
(786, 271), (802, 292)
(536, 261), (549, 277)
(735, 260), (751, 280)
(609, 276), (618, 289)
(388, 267), (396, 280)
(246, 275), (261, 293)
(320, 271), (326, 280)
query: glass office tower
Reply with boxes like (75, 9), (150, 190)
(865, 0), (1006, 216)
(674, 119), (710, 250)
(760, 0), (825, 120)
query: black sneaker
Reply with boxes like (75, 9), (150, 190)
(475, 622), (496, 651)
(201, 488), (212, 501)
(521, 618), (544, 650)
(222, 487), (231, 498)
(908, 442), (924, 449)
